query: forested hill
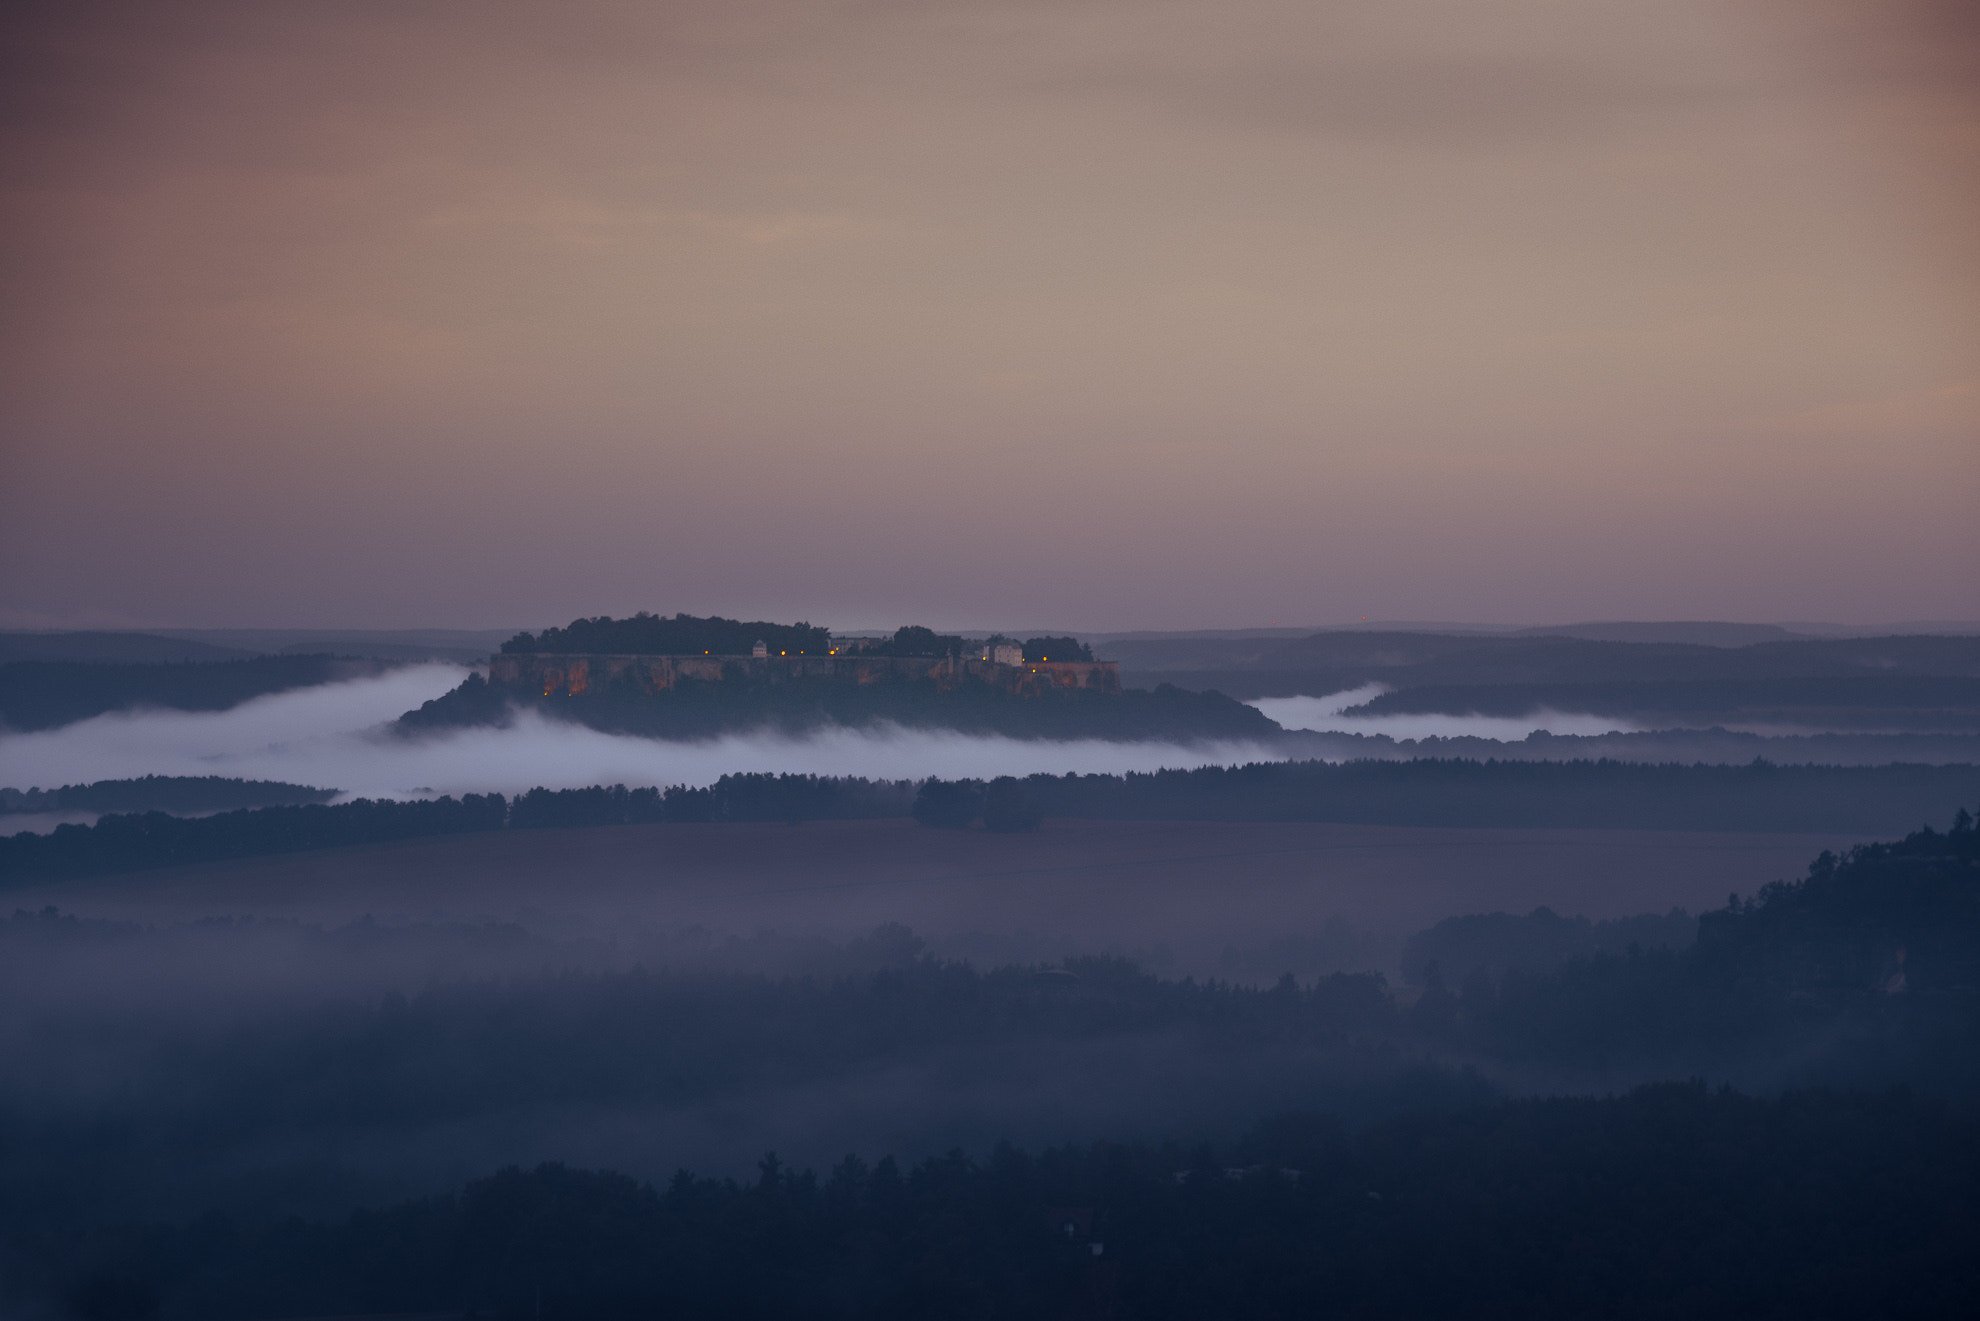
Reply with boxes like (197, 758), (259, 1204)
(0, 656), (397, 732)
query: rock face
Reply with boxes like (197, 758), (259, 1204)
(488, 652), (1122, 699)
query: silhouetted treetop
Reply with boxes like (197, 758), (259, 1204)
(501, 613), (831, 656)
(869, 625), (972, 657)
(1023, 636), (1092, 662)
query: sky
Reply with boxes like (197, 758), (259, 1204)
(2, 0), (1975, 634)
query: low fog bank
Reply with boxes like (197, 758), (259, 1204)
(0, 667), (1285, 801)
(4, 673), (1958, 823)
(1257, 685), (1980, 763)
(1251, 688), (1638, 741)
(1274, 725), (1980, 766)
(1253, 685), (1980, 752)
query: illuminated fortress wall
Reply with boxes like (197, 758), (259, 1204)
(487, 653), (1122, 698)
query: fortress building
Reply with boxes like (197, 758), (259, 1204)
(487, 649), (1121, 699)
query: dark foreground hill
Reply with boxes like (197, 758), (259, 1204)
(12, 1087), (1976, 1321)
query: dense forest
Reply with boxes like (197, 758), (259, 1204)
(3, 813), (1977, 1317)
(0, 792), (510, 880)
(500, 613), (833, 656)
(0, 778), (905, 881)
(0, 656), (396, 732)
(8, 762), (1980, 882)
(0, 775), (336, 818)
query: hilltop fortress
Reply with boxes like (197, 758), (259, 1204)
(402, 614), (1275, 741)
(484, 614), (1120, 700)
(488, 650), (1120, 699)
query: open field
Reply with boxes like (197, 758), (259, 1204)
(15, 818), (1863, 977)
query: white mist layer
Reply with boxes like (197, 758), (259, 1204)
(0, 665), (1286, 801)
(1250, 686), (1637, 741)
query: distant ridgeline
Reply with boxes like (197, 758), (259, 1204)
(6, 761), (1979, 882)
(0, 655), (396, 733)
(405, 614), (1261, 741)
(1110, 629), (1980, 732)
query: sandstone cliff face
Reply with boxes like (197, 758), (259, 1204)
(487, 653), (1121, 698)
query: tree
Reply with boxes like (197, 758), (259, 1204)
(1023, 636), (1092, 662)
(983, 777), (1044, 833)
(878, 626), (971, 657)
(912, 778), (981, 829)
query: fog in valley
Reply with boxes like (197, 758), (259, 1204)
(0, 812), (1851, 1221)
(0, 666), (1685, 822)
(0, 665), (1288, 806)
(1251, 687), (1639, 741)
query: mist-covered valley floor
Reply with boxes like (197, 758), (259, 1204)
(0, 666), (1289, 805)
(0, 812), (1888, 1213)
(6, 808), (1978, 1321)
